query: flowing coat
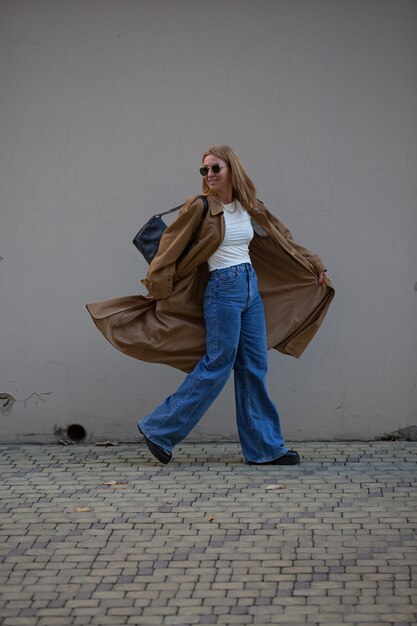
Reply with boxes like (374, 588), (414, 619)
(86, 195), (335, 372)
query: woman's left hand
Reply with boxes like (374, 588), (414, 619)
(318, 271), (327, 286)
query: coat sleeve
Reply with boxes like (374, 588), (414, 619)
(141, 195), (206, 299)
(260, 204), (327, 273)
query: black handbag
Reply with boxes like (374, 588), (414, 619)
(133, 195), (209, 264)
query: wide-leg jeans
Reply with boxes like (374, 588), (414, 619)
(138, 262), (289, 463)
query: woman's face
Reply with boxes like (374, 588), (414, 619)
(202, 154), (232, 196)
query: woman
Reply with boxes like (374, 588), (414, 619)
(87, 145), (334, 465)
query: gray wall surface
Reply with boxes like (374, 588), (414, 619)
(1, 0), (416, 444)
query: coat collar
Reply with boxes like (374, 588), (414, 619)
(207, 195), (224, 215)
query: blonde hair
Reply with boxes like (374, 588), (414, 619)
(201, 145), (257, 211)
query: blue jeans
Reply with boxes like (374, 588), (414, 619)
(138, 263), (288, 463)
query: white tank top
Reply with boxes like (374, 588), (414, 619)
(208, 200), (254, 271)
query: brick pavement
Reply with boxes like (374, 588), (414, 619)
(0, 442), (416, 626)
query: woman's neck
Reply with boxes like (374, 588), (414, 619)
(216, 191), (234, 205)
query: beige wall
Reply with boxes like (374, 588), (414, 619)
(1, 0), (416, 443)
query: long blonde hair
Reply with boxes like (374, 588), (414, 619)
(201, 145), (257, 211)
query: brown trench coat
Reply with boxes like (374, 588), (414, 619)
(86, 195), (335, 372)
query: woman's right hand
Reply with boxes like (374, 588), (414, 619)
(318, 271), (327, 286)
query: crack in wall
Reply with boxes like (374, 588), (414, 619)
(24, 392), (52, 407)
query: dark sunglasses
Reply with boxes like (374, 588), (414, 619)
(199, 163), (226, 176)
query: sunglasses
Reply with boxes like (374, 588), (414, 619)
(199, 163), (227, 176)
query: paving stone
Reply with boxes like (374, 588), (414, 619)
(0, 442), (416, 625)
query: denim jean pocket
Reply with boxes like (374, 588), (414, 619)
(217, 267), (240, 283)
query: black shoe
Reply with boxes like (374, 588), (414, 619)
(138, 426), (172, 464)
(247, 450), (300, 465)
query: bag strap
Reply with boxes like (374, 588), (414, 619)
(179, 196), (209, 260)
(194, 195), (209, 230)
(155, 195), (208, 218)
(199, 195), (209, 218)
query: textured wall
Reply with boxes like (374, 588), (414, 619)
(1, 0), (416, 443)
